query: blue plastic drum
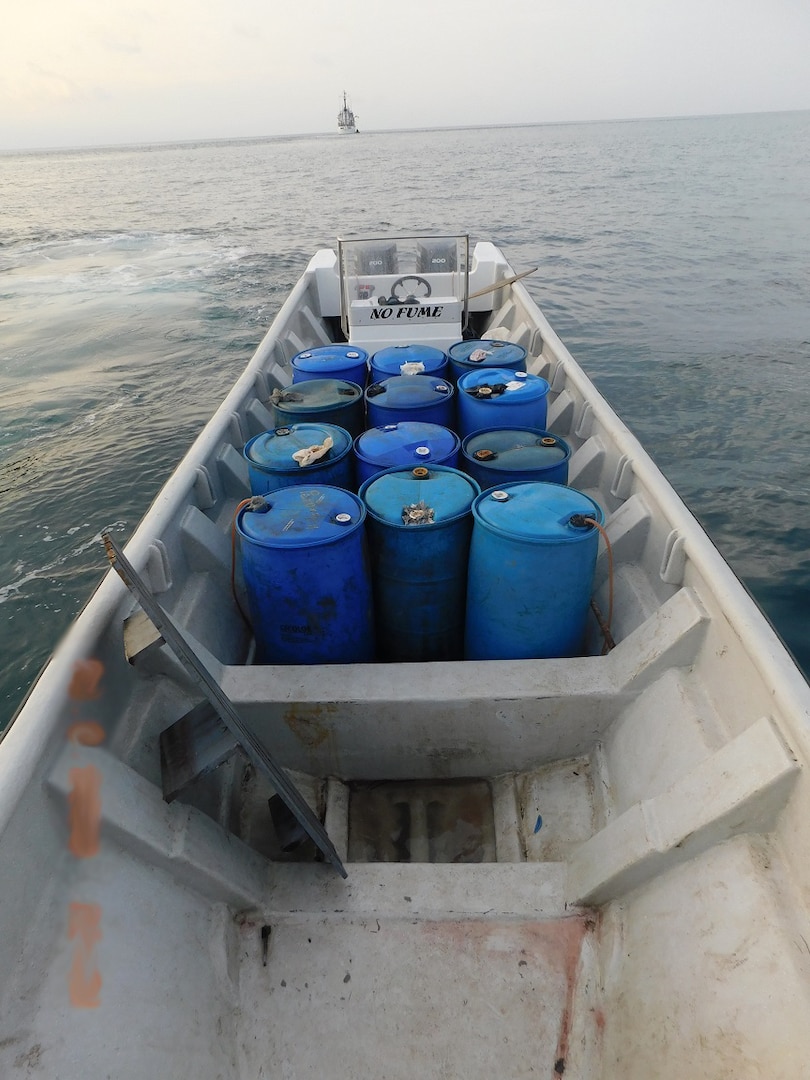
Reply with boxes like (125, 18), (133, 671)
(359, 465), (480, 662)
(370, 344), (448, 383)
(237, 486), (374, 664)
(365, 374), (455, 429)
(447, 338), (527, 383)
(465, 482), (604, 660)
(354, 422), (460, 485)
(243, 423), (355, 494)
(291, 345), (369, 387)
(456, 368), (550, 438)
(271, 378), (365, 438)
(461, 428), (569, 490)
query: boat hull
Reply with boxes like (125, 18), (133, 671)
(2, 236), (810, 1078)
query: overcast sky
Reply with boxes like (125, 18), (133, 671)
(2, 0), (809, 150)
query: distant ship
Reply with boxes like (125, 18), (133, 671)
(337, 92), (358, 134)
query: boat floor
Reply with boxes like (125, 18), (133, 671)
(0, 736), (603, 1078)
(0, 844), (596, 1078)
(237, 910), (592, 1078)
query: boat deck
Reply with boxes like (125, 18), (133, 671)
(6, 688), (803, 1078)
(4, 735), (600, 1078)
(237, 907), (594, 1078)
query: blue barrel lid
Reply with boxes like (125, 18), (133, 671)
(463, 428), (569, 470)
(355, 422), (459, 468)
(237, 486), (365, 548)
(291, 345), (368, 373)
(273, 378), (363, 413)
(448, 338), (527, 368)
(458, 367), (550, 401)
(365, 374), (454, 407)
(245, 423), (352, 471)
(371, 344), (447, 374)
(361, 465), (480, 526)
(473, 482), (603, 542)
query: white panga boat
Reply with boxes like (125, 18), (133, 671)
(2, 233), (810, 1078)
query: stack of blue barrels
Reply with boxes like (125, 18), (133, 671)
(236, 337), (604, 665)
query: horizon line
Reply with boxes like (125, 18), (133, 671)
(2, 106), (807, 156)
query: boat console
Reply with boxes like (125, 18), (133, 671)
(310, 234), (512, 352)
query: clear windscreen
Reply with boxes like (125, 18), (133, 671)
(337, 235), (469, 336)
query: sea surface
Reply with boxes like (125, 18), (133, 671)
(1, 113), (809, 728)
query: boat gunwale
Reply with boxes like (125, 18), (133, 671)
(512, 276), (810, 714)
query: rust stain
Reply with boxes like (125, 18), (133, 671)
(420, 917), (593, 1076)
(68, 659), (104, 701)
(283, 704), (335, 750)
(455, 790), (489, 833)
(68, 903), (102, 1008)
(419, 915), (587, 968)
(67, 765), (103, 858)
(552, 916), (592, 1077)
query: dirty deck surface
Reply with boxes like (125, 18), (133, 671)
(237, 912), (593, 1078)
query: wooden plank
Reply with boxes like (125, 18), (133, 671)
(159, 700), (239, 803)
(123, 609), (165, 665)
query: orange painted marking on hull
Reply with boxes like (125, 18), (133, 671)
(68, 659), (104, 702)
(67, 765), (102, 859)
(68, 903), (102, 1008)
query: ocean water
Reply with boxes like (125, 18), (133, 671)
(1, 113), (809, 728)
